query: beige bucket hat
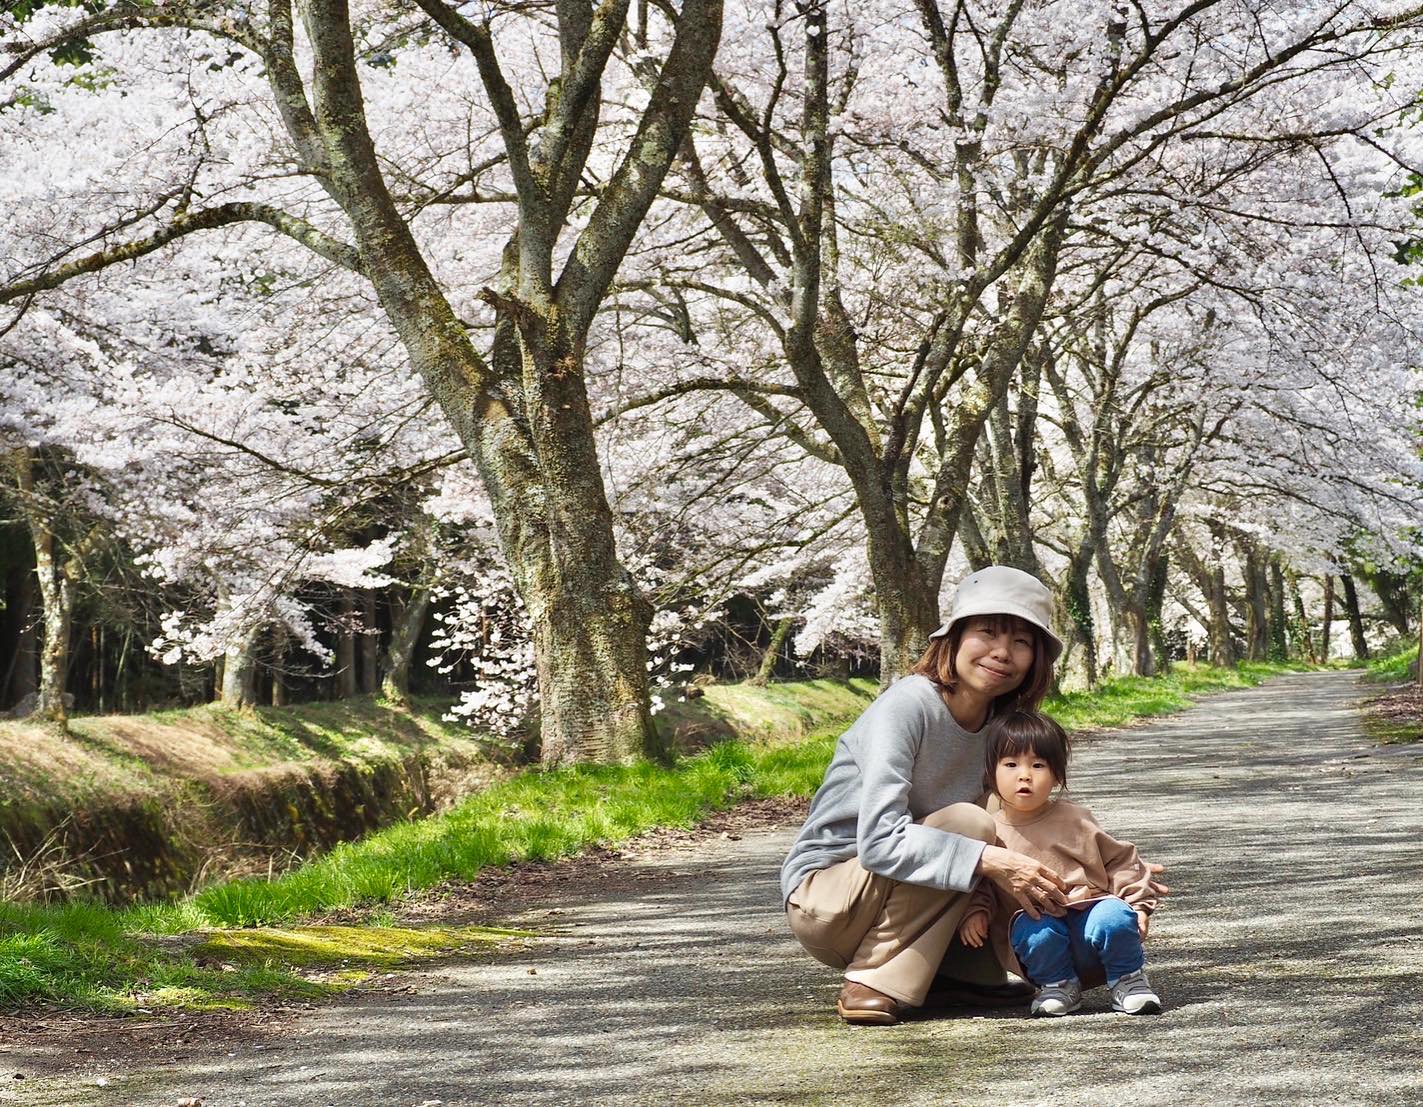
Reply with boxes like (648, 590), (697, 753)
(928, 565), (1064, 662)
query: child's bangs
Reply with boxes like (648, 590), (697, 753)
(994, 729), (1046, 762)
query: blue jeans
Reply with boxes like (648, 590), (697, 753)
(1010, 897), (1144, 986)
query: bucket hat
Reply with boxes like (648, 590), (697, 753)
(928, 565), (1064, 662)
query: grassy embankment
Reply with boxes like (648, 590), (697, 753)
(1359, 641), (1422, 746)
(1, 662), (1309, 1014)
(0, 694), (504, 903)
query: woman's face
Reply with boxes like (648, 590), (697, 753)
(953, 617), (1036, 700)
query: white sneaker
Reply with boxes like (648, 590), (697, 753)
(1030, 978), (1082, 1017)
(1110, 968), (1162, 1015)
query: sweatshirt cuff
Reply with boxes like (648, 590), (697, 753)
(945, 836), (989, 893)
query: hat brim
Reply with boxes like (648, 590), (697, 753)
(928, 604), (1064, 663)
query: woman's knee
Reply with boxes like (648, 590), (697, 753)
(785, 905), (852, 970)
(922, 802), (996, 844)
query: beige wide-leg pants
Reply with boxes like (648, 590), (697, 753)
(784, 802), (1005, 1007)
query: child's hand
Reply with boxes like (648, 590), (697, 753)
(1137, 910), (1151, 939)
(959, 909), (990, 948)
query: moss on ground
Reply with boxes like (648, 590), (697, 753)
(192, 923), (528, 969)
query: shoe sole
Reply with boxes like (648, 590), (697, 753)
(1114, 999), (1162, 1015)
(1030, 1002), (1081, 1017)
(836, 1001), (899, 1026)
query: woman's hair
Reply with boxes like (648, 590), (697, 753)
(909, 613), (1054, 715)
(982, 709), (1072, 795)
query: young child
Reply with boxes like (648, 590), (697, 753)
(958, 709), (1162, 1017)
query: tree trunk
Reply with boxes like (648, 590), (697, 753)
(36, 573), (73, 724)
(957, 506), (994, 572)
(220, 627), (260, 709)
(11, 450), (72, 726)
(1057, 548), (1097, 688)
(1364, 569), (1411, 636)
(1287, 570), (1316, 664)
(380, 586), (430, 704)
(1207, 556), (1235, 668)
(528, 576), (658, 765)
(270, 628), (289, 707)
(1243, 547), (1269, 661)
(485, 335), (664, 766)
(1089, 526), (1135, 676)
(360, 589), (379, 693)
(1142, 552), (1170, 675)
(335, 589), (358, 699)
(750, 616), (793, 687)
(1124, 601), (1155, 677)
(1340, 574), (1369, 660)
(1267, 560), (1288, 662)
(1319, 575), (1334, 662)
(1173, 534), (1233, 668)
(869, 543), (940, 685)
(980, 378), (1041, 575)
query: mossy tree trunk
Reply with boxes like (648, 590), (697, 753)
(1319, 575), (1334, 662)
(1242, 544), (1270, 662)
(1058, 546), (1097, 687)
(750, 616), (794, 687)
(1287, 568), (1315, 663)
(380, 586), (430, 705)
(1340, 574), (1370, 660)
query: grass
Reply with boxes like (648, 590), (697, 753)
(0, 661), (1310, 1015)
(1046, 660), (1313, 732)
(1364, 641), (1419, 683)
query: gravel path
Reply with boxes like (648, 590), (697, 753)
(18, 671), (1423, 1107)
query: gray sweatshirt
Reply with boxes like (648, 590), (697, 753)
(780, 674), (990, 902)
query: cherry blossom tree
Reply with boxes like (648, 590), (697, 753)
(615, 0), (1423, 679)
(0, 0), (730, 763)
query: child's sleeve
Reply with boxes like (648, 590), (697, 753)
(1094, 822), (1159, 915)
(965, 876), (997, 920)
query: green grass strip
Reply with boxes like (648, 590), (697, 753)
(1364, 641), (1418, 683)
(0, 661), (1311, 1013)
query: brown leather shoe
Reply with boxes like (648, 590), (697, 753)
(836, 981), (900, 1025)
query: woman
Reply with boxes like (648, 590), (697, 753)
(781, 565), (1153, 1025)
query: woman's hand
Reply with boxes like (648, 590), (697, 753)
(958, 908), (990, 948)
(976, 845), (1068, 919)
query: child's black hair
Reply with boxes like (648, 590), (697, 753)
(982, 709), (1072, 796)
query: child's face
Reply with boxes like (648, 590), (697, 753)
(994, 749), (1057, 816)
